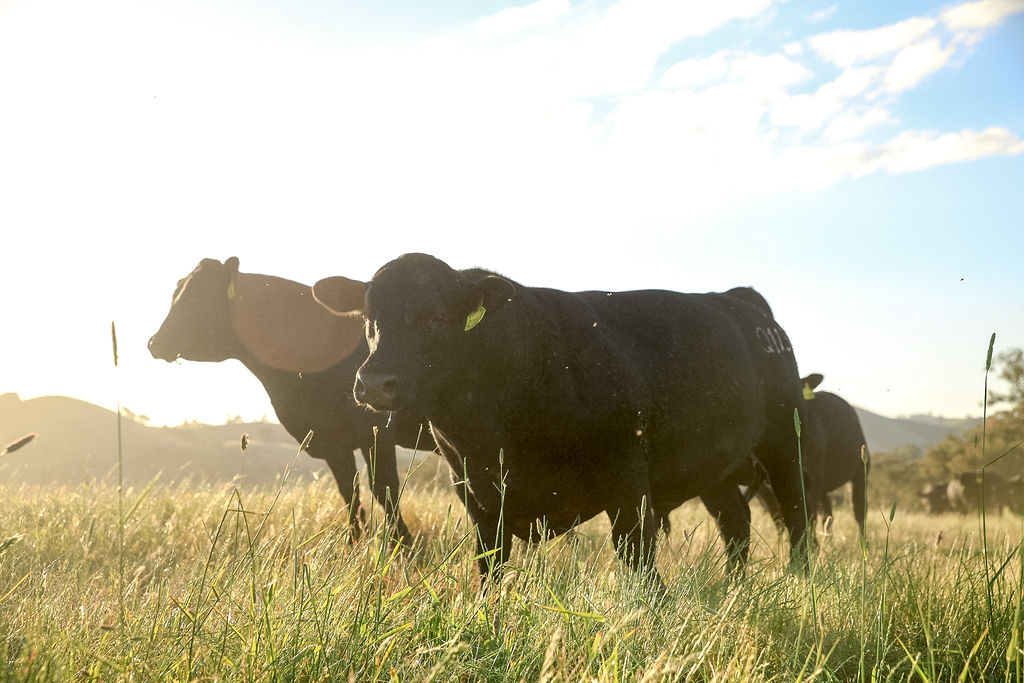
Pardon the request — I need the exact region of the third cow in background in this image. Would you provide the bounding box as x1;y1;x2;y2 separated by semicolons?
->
756;373;870;536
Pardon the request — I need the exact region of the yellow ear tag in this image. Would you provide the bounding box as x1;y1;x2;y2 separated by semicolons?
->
802;382;815;400
227;278;236;300
464;303;486;331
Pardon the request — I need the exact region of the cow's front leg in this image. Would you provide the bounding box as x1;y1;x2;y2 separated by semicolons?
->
323;453;366;542
449;473;511;584
764;456;813;573
361;433;413;547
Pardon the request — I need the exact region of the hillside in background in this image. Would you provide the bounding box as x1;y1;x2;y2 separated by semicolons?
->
852;406;978;454
1;392;976;487
0;393;325;487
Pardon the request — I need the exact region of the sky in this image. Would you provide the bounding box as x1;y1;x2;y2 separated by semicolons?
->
1;0;1022;429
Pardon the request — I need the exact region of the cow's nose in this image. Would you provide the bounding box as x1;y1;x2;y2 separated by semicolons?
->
354;370;399;409
148;335;166;359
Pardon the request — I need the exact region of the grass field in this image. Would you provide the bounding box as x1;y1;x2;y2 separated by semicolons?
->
0;450;1021;682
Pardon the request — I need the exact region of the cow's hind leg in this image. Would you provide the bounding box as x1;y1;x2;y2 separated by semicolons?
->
701;481;751;577
607;492;665;594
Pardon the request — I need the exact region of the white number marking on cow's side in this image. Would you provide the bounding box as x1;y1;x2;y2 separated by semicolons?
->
755;327;792;354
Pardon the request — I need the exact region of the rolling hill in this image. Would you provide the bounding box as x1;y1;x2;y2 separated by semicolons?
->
1;392;976;487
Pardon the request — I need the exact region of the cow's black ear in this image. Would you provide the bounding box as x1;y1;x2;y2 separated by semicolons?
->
802;373;824;390
311;276;367;317
477;275;514;313
462;276;514;332
225;256;240;272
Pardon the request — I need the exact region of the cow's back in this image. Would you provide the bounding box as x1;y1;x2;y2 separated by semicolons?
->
557;287;802;497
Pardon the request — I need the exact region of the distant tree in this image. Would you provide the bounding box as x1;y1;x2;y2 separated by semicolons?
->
922;347;1024;479
870;444;933;511
988;348;1024;418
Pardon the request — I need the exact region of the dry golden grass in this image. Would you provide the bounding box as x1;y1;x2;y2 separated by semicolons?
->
0;465;1021;681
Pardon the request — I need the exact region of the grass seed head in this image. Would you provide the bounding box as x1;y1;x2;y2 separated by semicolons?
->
1;432;37;457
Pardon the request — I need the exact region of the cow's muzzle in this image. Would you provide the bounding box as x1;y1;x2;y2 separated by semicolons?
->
148;335;178;362
354;369;399;411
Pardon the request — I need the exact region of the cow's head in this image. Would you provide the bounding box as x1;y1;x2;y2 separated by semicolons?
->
313;253;514;412
149;257;240;362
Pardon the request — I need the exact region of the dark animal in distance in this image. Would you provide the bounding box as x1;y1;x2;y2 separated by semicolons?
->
947;470;1015;515
1010;475;1023;515
149;257;432;543
313;253;813;586
755;374;869;536
919;481;953;514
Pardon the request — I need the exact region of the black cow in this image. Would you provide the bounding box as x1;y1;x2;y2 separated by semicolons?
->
755;374;869;536
919;481;952;514
1010;475;1023;515
313;253;813;585
149;257;432;543
947;470;1015;515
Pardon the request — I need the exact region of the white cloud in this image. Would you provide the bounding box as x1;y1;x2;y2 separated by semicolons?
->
662;50;809;91
597;0;779;46
770;142;871;190
0;0;1020;249
856;127;1024;175
662;52;731;89
882;39;955;93
808;17;936;67
729;52;812;88
822;107;892;142
941;0;1024;30
806;5;838;24
573;0;783;95
820;65;882;100
478;0;571;36
770;66;880;130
